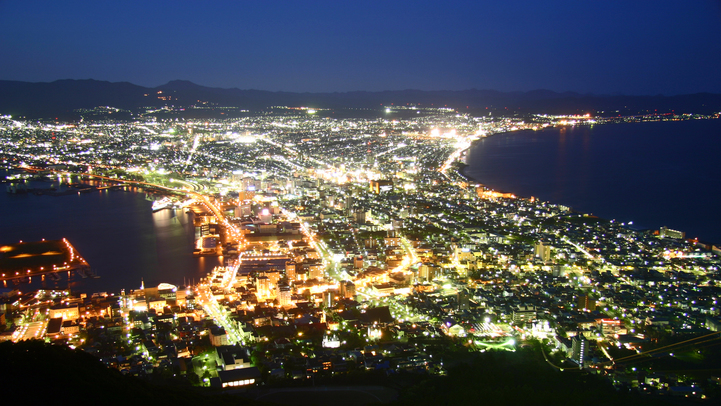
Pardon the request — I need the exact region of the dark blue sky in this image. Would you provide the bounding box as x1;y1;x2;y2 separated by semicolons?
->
2;0;720;94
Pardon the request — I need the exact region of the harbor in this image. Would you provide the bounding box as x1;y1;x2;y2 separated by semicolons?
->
0;238;93;284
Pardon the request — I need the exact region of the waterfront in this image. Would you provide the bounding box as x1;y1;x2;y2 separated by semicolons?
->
0;173;222;293
464;119;721;244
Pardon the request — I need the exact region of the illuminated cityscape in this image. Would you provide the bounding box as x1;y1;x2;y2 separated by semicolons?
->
1;108;720;403
2;0;721;403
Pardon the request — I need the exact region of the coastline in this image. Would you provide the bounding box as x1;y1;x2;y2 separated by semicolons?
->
0;172;220;294
454;119;721;245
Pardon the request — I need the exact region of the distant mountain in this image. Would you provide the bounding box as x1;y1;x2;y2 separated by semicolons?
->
1;79;720;119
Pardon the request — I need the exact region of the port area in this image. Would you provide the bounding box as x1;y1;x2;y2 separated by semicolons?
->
0;239;91;281
6;182;125;196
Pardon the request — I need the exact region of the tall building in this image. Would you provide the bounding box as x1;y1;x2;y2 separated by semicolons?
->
340;281;356;299
323;289;338;308
457;289;470;311
535;241;551;263
571;335;587;367
418;263;438;281
353;209;366;224
256;276;271;300
285;261;296;280
577;295;596;312
277;284;291;307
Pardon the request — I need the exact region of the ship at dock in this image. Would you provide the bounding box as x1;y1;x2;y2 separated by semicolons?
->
151;196;175;212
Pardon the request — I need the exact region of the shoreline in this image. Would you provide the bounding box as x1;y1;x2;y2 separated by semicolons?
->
453;119;721;245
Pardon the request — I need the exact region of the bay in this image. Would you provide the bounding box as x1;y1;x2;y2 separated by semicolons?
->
0;174;222;294
464;119;721;244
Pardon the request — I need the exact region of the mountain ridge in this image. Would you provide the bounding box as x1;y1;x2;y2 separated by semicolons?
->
1;79;720;119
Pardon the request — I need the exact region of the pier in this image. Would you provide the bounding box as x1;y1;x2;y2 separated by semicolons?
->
0;238;91;282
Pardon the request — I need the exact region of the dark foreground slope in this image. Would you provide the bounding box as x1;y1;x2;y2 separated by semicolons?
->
390;347;703;406
2;340;705;406
0;340;262;406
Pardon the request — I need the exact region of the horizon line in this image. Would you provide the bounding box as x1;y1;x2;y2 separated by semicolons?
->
3;77;719;98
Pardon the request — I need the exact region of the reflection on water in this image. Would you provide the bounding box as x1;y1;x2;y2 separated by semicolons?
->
1;172;222;294
465;120;721;244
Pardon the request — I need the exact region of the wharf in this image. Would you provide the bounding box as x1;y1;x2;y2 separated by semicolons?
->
6;183;125;196
0;239;91;281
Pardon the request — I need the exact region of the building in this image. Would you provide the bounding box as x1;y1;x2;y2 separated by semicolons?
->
285;261;296;280
277;284;292;307
418;263;438;281
213;367;261;388
353;209;366;224
457;289;470;311
369;179;393;194
659;226;685;239
323;289;338;308
216;346;252;371
48;303;79;320
256;276;271;299
46;318;63;337
353;256;364;269
209;326;229;347
534;241;551;263
513;305;536;324
340;281;356;299
577;295;596;312
571;335;588;367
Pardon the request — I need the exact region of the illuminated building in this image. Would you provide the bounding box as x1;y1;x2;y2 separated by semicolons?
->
659;226;685;239
277;284;291;307
308;262;324;280
285;261;296;280
353;256;364;269
256;276;271;299
340;280;356;299
323;289;338;308
368;325;382;340
259;208;272;223
215;368;261;388
216;346;253;371
418;263;438;281
513;305;537;324
157;283;177;300
571;335;587;367
209;326;229;346
262;269;281;286
369;179;393;194
534;241;551;263
48;303;79;320
322;333;341;348
577;295;596;312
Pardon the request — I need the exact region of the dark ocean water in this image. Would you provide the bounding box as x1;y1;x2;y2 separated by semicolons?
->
464;119;721;244
0;175;222;294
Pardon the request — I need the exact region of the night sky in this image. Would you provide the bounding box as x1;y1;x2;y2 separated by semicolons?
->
2;0;720;95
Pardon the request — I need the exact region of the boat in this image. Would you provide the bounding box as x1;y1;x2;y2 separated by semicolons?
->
152;197;174;212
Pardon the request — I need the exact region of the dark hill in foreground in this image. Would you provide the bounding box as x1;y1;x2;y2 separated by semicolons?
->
0;340;258;406
0;340;694;406
1;79;720;119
